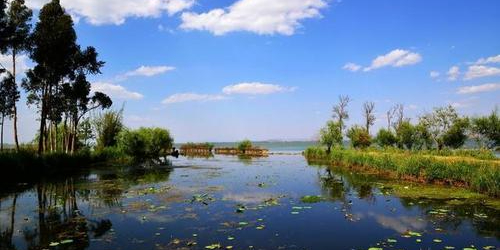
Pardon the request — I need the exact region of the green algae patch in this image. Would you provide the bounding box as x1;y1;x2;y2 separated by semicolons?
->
300;195;324;203
384;183;500;210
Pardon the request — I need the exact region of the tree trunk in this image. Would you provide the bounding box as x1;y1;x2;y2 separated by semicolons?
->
12;52;20;151
1;115;4;151
9;194;18;242
38;87;47;154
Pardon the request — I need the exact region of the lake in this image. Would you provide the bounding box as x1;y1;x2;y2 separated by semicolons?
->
0;153;498;250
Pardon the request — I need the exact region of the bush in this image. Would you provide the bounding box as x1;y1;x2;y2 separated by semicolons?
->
347;126;371;149
238;140;253;152
319;121;343;152
376;129;397;148
117;127;173;162
443;118;469;149
395;121;416;149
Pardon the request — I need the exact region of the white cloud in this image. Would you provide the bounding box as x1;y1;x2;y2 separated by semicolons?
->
457;83;500;94
0;54;30;77
429;71;440;79
222;82;296;95
363;49;422;71
464;65;500;80
180;0;327;35
474;54;500;65
125;65;175;77
162;93;227;104
343;63;361;72
447;66;460;81
92;82;144;100
27;0;195;25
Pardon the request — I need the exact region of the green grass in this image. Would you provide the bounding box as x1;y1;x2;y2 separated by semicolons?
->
304;147;500;197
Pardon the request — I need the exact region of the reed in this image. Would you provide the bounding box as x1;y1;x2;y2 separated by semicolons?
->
304;147;500;197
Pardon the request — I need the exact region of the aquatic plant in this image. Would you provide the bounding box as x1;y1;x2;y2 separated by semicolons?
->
304;147;500;196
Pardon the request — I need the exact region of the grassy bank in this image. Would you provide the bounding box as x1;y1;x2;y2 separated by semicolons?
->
304;147;500;197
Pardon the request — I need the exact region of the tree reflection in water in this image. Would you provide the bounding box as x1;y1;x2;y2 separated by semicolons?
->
0;166;173;250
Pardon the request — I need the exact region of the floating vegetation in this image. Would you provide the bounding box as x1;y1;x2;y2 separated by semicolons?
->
191;193;215;205
300;195;324;203
205;243;222;249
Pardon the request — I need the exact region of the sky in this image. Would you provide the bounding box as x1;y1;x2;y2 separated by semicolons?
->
1;0;500;143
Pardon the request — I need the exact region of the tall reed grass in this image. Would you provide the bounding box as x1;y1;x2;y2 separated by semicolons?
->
304;147;500;197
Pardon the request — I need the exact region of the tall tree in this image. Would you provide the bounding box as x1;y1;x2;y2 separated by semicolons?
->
332;95;351;135
419;105;459;150
0;0;7;51
23;0;77;154
386;106;396;130
363;101;375;134
319;120;342;153
471;109;500;149
4;0;32;151
0;74;20;150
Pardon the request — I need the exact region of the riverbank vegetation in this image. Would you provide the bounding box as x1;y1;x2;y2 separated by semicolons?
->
307;95;500;197
0;1;174;177
214;140;269;156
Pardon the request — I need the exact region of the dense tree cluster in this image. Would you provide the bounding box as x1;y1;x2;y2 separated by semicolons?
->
117;127;173;163
0;0;112;153
319;95;499;151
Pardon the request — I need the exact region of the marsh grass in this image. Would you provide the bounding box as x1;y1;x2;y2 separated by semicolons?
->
305;147;500;197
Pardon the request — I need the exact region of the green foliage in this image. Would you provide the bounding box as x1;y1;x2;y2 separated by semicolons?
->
471;109;500;149
413;122;433;150
304;147;500;197
319;120;342;152
419;105;459;150
375;128;397;148
238;139;253;152
93;108;124;149
0;1;6;50
395;121;416;149
347;125;371;149
117;127;173;162
0;74;19;119
442;118;470;149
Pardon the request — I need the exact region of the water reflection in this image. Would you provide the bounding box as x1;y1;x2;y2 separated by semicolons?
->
0;166;173;250
0;156;498;250
317;164;500;240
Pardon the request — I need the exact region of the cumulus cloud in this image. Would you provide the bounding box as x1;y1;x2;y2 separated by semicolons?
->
457;83;500;94
429;71;440;79
222;82;296;95
161;93;227;104
464;65;500;80
474;54;500;65
363;49;422;71
0;54;30;77
180;0;327;35
125;65;175;77
343;63;361;72
92;82;144;100
27;0;195;25
447;66;460;81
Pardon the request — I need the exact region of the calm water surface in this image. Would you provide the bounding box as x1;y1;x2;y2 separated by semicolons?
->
0;154;498;250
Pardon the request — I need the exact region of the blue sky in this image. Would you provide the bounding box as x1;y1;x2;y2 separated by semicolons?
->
2;0;500;143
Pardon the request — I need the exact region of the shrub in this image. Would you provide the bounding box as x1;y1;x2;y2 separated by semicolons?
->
117;127;173;162
319;121;343;152
238;140;253;152
376;128;397;148
347;126;372;149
